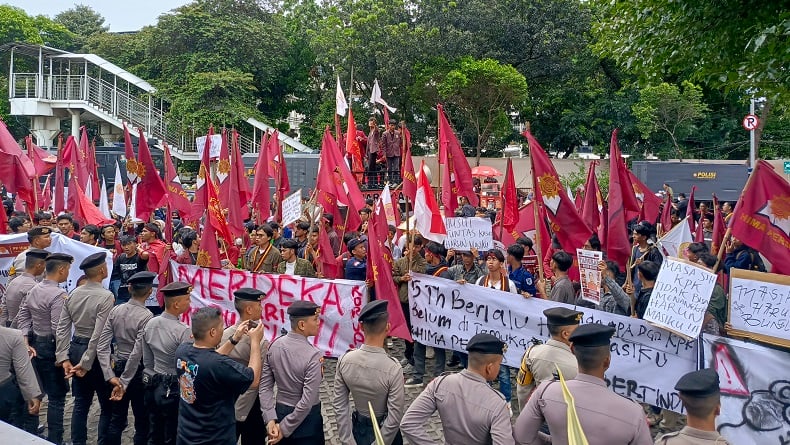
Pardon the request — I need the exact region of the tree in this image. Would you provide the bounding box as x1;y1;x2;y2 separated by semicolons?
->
54;4;108;38
437;57;528;165
632;82;708;161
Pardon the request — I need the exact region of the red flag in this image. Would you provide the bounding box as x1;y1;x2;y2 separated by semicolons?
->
401;138;417;202
26;136;56;176
574;190;583;213
0;119;36;206
730;161;790;274
71;181;115;227
251;131;271;224
315;221;341;279
711;194;727;255
627;170;661;224
122;125;139;184
345;109;365;182
605;129;639;267
437;104;478;216
190;126;214;223
316;128;362;234
217;128;231;202
687;185;697;236
54;136;66;214
195;218;222;269
501;158;519;231
414;160;447;243
133;128;167;221
40;174;52;211
496;201;549;251
383;107;390;128
368;195;412;341
162;143;191;218
226;129;251;237
0;201;6;234
523;131;592;252
267;131;291;220
581;161;602;232
87;138;100;200
659;192;674;235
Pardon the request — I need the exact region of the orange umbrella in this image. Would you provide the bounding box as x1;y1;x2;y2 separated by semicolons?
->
471;165;502;177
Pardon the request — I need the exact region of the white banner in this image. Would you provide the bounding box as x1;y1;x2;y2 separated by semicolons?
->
444;217;493;251
171;263;367;357
728;268;790;344
644;257;716;339
280;189;303;228
196;134;223;159
0;233;113;293
407;273;698;412
702;335;790;445
577;248;603;304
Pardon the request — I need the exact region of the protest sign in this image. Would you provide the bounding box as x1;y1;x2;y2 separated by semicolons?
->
171;263;366;357
444;217;493;251
280;189;303;227
196;134;222;159
408;273;698;412
0;233;113;293
644;257;716;339
728;268;790;347
702;334;790;445
577;248;603;304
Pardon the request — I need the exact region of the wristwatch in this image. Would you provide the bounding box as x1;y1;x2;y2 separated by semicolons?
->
230;336;240;346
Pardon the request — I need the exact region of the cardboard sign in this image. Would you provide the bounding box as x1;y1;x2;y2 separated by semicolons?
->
280;189;303;227
444;217;493;251
728;268;790;347
196;134;223;159
577;249;603;304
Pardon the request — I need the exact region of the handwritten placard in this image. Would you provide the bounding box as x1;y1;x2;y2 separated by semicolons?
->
196;134;222;159
280;189;303;227
728;268;790;347
407;273;697;413
644;257;717;339
444;217;493;251
577;249;603;304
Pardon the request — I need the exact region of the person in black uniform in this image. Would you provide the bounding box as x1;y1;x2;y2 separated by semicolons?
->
175;306;262;445
114;235;149;305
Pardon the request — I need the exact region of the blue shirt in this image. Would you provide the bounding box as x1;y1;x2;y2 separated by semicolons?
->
345;257;367;281
508;265;536;296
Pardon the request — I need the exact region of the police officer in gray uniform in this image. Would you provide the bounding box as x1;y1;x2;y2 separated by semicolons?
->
115;281;193;445
55;251;115;445
259;300;325;445
656;369;730;445
6;225;52;283
221;288;269;445
516;307;582;410
0;325;42;433
333;300;405;445
400;333;515;445
97;271;156;445
16;252;72;444
514;324;653;445
1;248;47;328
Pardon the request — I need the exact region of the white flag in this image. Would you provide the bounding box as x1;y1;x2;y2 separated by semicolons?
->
85;176;93;201
336;76;348;117
112;161;127;217
414;161;446;243
380;183;396;226
128;183;138;221
657;216;694;259
98;176;111;218
370;79;397;113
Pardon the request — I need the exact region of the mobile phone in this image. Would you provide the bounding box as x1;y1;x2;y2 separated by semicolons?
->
248;321;258;329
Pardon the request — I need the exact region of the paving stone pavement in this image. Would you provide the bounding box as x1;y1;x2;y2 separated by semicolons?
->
36;339;677;444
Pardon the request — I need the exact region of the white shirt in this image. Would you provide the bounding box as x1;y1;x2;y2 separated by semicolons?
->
475;275;519;294
285;260;296;275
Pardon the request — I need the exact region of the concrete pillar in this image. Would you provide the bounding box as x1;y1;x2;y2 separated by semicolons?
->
70;110;81;139
29;116;61;148
98;122;121;145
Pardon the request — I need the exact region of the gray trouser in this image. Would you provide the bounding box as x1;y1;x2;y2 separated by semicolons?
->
413;342;446;381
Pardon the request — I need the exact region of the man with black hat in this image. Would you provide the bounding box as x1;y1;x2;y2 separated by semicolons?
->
114;281;193;445
1;248;47;328
0;323;42;433
259;300;325;444
221;288;270;445
344;238;368;282
333;300;405;445
514;324;652;445
97;271;156;445
278;239;316;277
54;251;115;445
15;252;72;444
516;307;582;410
6;225;51;283
656;369;729;444
400;333;514;444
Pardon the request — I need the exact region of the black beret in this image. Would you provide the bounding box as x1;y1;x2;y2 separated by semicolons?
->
28;226;51;237
280;239;299;250
347;238;364;251
160;281;192;298
544;307;583;326
424;242;444;255
359;300;388;323
79;252;107;270
234;287;264;302
287;300;320;318
26;248;49;261
128;271;156;288
675;369;720;397
466;333;507;355
568;324;616;347
358;208;372;214
45;253;73;263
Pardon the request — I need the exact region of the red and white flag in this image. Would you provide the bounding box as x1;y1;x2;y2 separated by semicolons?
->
414;160;446;243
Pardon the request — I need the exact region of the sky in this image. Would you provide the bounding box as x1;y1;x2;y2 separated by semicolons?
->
4;1;191;32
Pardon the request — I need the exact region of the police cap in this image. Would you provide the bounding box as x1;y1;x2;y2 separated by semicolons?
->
544;307;583;326
568;323;615;347
79;252;107;270
26;248;49;261
358;300;388;323
160;281;192;298
675;368;720;397
287;300;320;318
128;271;156;288
466;333;507;355
234;288;264;302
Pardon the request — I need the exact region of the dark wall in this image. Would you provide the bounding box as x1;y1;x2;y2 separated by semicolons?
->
632;161;748;202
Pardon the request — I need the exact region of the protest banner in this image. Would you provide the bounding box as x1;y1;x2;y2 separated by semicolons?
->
196;134;222;159
644;257;716;339
444;217;493;251
728;268;790;347
577;248;603;304
171;263;366;357
280;189;303;227
0;233;113;293
702;334;790;445
408;273;698;412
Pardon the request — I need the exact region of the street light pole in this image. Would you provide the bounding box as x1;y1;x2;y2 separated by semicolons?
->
749;97;756;171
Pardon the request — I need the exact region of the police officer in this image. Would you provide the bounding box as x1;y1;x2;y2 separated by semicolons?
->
54;251;115;445
344;238;367;281
0;324;42;432
400;333;514;445
516;307;582;410
259;300;325;445
6;225;52;283
514;324;653;445
0;248;47;327
115;281;193;445
333;300;405;445
15;252;72;444
221;288;269;445
97;271;156;445
656;369;730;445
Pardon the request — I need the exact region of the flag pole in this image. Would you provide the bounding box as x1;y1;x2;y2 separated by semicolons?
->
526;123;544;283
713;161;761;270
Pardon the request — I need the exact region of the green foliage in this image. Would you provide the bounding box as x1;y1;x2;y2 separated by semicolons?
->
632;82;708;160
54;4;108;38
560;161;610;199
0;5;74;48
